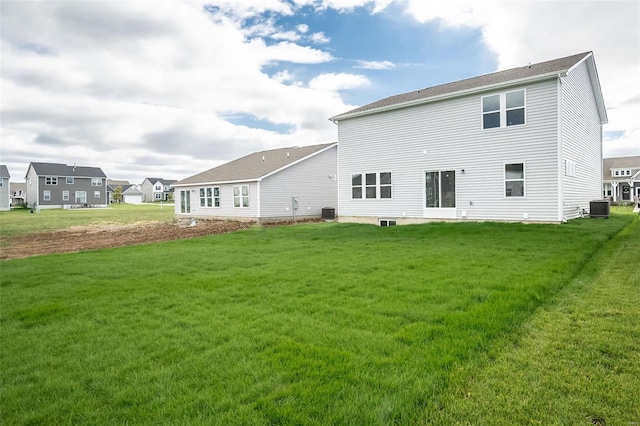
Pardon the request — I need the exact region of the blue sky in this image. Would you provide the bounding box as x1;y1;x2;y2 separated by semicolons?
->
1;0;638;182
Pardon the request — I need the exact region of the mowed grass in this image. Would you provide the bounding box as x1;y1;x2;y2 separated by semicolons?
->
0;203;174;238
0;214;634;424
430;213;640;424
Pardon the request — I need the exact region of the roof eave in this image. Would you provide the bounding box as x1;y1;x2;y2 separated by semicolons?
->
330;71;566;123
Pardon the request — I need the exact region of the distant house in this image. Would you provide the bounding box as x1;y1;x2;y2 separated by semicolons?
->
140;178;177;202
330;52;607;224
10;182;26;207
122;185;143;204
107;179;131;203
603;156;640;203
172;143;337;222
25;162;108;209
0;165;10;211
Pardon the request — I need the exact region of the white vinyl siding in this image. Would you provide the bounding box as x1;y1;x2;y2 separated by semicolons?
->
338;79;559;222
259;146;337;220
560;60;604;220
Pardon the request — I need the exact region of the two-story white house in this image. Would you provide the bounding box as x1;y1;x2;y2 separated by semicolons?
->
140;178;177;202
602;156;640;204
330;52;607;224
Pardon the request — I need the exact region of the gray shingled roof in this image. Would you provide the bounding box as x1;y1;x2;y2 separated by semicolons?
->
144;178;177;185
331;52;593;121
174;143;336;186
29;162;106;178
603;156;640;180
0;165;10;178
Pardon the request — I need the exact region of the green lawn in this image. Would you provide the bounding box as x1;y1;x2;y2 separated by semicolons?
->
0;214;636;424
0;203;174;238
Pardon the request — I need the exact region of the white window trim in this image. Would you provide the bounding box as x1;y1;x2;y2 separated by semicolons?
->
199;186;221;208
233;185;249;208
351;171;393;200
45;177;58;185
63;190;69;201
66;177;74;184
424;169;457;209
43;190;51;201
91;178;102;186
504;162;526;198
481;89;526;130
94;191;101;198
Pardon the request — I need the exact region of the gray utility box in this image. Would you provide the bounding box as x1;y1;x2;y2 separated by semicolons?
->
589;200;610;218
322;207;335;220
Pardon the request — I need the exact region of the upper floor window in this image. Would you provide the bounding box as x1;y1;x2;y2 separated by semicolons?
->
233;185;249;208
45;177;58;185
66;177;74;184
352;172;392;199
155;185;162;191
482;89;525;129
91;178;102;186
505;163;525;197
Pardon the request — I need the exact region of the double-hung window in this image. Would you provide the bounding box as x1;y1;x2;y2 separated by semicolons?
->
505;163;525;197
91;178;102;186
351;172;392;199
45;177;57;185
482;89;525;129
43;190;51;201
94;191;101;199
63;190;69;201
233;185;249;208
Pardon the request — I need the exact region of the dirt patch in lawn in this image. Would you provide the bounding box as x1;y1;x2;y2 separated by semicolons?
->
0;219;253;260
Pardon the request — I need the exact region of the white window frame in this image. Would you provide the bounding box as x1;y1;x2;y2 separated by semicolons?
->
379;219;397;227
94;191;101;198
154;193;163;200
565;159;577;177
425;170;456;208
352;172;392;199
66;177;74;184
75;191;87;204
199;187;221;208
91;178;102;186
504;162;526;198
63;190;69;201
45;177;58;185
481;89;526;130
233;185;249;208
43;190;51;201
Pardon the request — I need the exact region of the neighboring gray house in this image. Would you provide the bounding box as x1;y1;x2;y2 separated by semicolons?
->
122;185;144;204
172;143;337;222
330;51;607;225
0;165;10;211
140;178;177;202
602;156;640;203
25;162;108;209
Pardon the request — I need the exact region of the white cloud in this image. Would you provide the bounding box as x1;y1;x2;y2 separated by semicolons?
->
0;0;357;182
356;60;395;70
310;32;331;44
296;23;310;33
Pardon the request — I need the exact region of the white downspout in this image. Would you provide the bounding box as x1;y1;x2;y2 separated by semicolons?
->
557;76;565;222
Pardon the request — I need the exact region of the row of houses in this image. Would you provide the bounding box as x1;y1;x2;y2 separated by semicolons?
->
2;52;638;222
0;162;177;210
